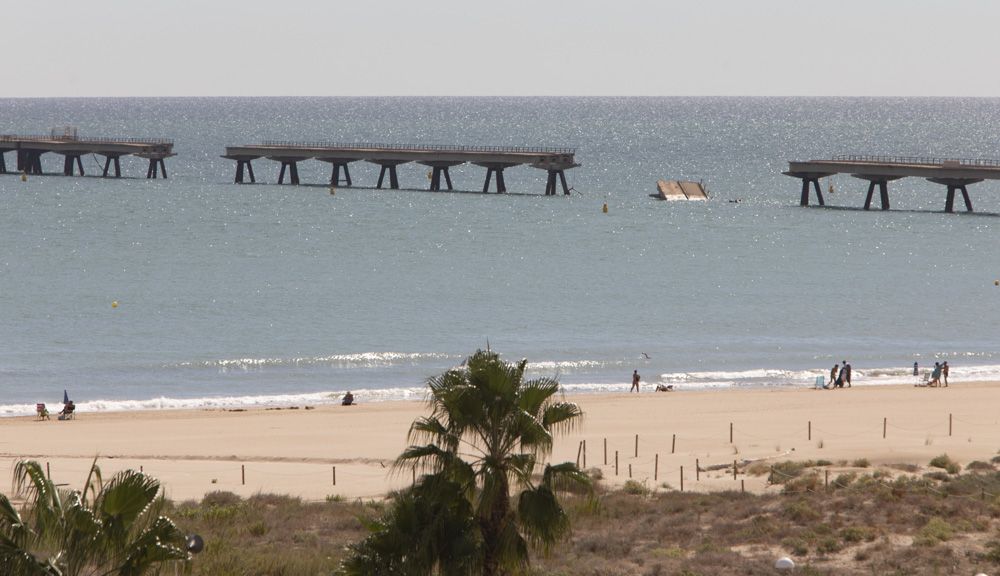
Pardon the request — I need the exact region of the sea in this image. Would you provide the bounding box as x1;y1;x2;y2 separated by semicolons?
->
1;97;999;417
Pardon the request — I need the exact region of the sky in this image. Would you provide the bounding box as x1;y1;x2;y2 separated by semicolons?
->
5;0;1000;98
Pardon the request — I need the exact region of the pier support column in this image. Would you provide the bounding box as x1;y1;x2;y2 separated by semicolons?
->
928;177;980;213
0;151;6;174
19;150;44;175
419;161;462;191
544;169;571;195
853;175;901;210
145;158;168;179
278;161;300;185
478;162;517;193
782;171;833;206
373;161;407;189
101;154;123;178
234;160;257;184
62;155;85;176
330;163;352;186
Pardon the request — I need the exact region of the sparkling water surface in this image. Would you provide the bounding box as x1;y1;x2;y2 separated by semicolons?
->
1;97;999;414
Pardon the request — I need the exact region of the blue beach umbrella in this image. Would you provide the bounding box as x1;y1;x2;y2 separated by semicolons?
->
63;389;69;404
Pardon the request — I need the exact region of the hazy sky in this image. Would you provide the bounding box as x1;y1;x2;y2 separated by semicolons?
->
6;0;999;97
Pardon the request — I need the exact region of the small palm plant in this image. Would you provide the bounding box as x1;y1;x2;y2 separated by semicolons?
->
0;459;192;576
342;349;590;576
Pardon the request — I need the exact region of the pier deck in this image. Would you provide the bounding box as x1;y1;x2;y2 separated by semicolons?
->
785;155;1000;212
0;134;175;179
223;141;579;195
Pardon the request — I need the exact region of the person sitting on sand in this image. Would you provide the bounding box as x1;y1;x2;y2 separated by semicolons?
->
58;400;75;420
928;363;942;387
341;391;354;406
655;383;673;392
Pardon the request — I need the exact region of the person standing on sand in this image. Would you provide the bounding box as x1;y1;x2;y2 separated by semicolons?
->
942;362;949;387
828;364;839;388
631;370;640;393
843;360;852;387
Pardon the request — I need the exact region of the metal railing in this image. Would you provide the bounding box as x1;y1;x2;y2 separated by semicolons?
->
832;154;1000;168
0;134;172;146
256;140;575;155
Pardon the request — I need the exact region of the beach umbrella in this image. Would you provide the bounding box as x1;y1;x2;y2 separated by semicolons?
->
63;389;69;404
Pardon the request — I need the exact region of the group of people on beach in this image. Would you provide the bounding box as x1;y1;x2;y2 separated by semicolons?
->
824;360;852;389
630;370;673;393
915;361;949;387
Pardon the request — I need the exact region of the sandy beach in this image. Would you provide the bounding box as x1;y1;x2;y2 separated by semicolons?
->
2;381;998;502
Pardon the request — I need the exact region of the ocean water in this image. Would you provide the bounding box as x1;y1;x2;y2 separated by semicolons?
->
1;97;999;416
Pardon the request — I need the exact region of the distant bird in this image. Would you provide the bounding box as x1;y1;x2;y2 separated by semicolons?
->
641;352;651;359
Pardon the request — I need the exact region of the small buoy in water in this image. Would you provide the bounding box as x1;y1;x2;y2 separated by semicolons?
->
21;171;27;182
994;280;998;286
329;186;336;195
427;170;433;180
602;202;608;213
111;301;118;308
775;557;795;571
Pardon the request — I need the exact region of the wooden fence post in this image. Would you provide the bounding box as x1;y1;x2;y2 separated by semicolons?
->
883;417;887;439
615;450;619;476
671;433;676;454
241;464;245;486
680;466;684;492
654;454;659;481
696;458;700;481
634;434;639;458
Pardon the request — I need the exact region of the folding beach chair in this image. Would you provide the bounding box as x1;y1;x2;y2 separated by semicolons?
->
814;376;826;389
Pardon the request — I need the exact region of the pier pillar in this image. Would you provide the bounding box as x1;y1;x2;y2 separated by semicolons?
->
544;169;571;195
479;162;517;193
278;161;300;185
927;177;980;213
330;163;352;186
419;161;462;191
0;150;8;174
374;161;406;189
854;175;901;210
144;158;168;179
234;159;257;184
782;171;832;206
101;154;123;178
62;154;85;176
18;150;44;175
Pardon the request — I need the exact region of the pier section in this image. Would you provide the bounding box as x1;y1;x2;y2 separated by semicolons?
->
222;142;580;195
784;155;1000;212
0;133;175;179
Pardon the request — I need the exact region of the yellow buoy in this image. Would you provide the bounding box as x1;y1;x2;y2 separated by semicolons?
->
995;280;999;286
602;202;608;213
111;301;119;308
329;186;336;195
20;172;27;182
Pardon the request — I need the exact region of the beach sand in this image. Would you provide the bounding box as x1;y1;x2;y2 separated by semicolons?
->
2;381;998;502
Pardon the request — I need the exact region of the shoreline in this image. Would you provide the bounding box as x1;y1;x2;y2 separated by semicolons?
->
2;380;997;502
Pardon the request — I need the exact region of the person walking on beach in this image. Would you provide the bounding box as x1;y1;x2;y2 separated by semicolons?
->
842;361;852;387
941;362;949;387
631;370;640;393
828;364;839;388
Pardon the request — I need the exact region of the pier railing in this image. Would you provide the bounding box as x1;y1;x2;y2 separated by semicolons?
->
257;140;575;155
0;134;173;146
833;154;1000;168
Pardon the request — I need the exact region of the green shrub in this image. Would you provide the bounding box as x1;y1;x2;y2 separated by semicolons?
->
832;472;856;489
784;499;821;522
966;460;994;472
202;490;242;507
852;458;871;468
917;517;955;544
782;537;809;556
816;536;842;554
929;454;955;470
840;525;874;543
622;479;649;496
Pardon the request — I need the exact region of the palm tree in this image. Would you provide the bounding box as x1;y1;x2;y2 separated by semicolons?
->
342;349;590;576
0;459;192;576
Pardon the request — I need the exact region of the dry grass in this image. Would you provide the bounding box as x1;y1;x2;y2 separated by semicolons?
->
173;468;1000;575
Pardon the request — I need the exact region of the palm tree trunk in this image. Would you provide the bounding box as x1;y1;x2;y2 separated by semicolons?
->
480;477;511;576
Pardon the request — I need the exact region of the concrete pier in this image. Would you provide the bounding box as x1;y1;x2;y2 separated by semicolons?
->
0;133;175;179
222;142;579;195
785;155;1000;212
